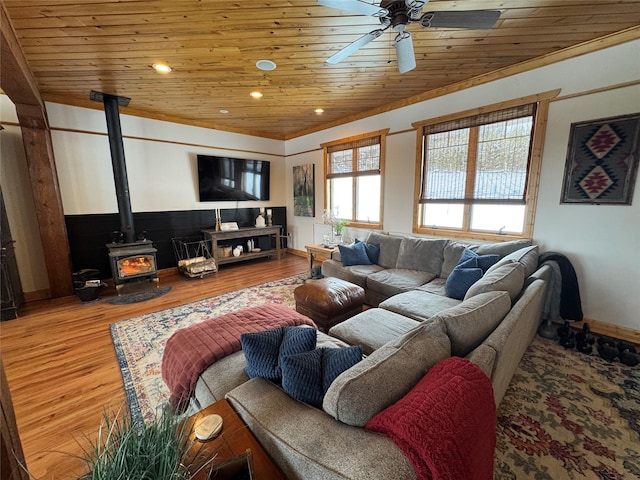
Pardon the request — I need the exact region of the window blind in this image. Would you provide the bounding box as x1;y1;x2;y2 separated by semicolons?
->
327;136;381;179
419;104;536;205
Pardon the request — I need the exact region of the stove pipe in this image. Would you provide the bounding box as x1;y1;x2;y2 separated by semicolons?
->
90;91;135;243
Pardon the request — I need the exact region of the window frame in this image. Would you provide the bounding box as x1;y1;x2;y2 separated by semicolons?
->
412;91;558;241
322;129;388;229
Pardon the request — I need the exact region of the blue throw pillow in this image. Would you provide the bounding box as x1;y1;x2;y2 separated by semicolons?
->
459;248;500;272
356;239;381;264
241;326;316;381
281;346;363;408
322;345;363;393
281;349;324;407
445;257;483;300
338;241;372;266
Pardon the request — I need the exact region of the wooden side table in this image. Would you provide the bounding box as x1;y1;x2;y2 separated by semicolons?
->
305;243;337;274
183;399;285;480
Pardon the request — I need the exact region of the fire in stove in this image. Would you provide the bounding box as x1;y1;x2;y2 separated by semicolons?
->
107;241;159;294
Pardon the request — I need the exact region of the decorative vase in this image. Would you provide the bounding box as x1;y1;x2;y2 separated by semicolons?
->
255;213;266;228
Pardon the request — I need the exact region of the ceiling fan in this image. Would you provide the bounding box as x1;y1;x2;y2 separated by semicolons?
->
318;0;501;73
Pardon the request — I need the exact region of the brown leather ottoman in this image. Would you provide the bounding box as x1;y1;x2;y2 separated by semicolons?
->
294;277;365;332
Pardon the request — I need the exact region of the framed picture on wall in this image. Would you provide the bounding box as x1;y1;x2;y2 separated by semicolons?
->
293;164;315;217
561;112;640;205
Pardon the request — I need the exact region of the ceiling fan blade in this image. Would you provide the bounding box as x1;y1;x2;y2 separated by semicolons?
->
326;29;384;64
419;10;501;29
318;0;389;18
394;31;416;74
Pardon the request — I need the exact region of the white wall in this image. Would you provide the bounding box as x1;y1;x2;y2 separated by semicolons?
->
285;40;640;331
45;103;286;214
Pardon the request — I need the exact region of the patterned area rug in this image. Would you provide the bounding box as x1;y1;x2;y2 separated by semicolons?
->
110;274;306;425
111;277;639;477
495;336;640;479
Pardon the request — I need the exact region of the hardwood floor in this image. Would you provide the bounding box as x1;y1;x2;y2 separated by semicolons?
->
0;254;309;480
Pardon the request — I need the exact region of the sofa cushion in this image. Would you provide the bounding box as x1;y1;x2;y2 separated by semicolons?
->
445;257;483;300
367;268;437;299
241;326;317;380
323;318;451;427
435;290;511;357
491;245;539;277
440;241;473;279
281;346;363;408
415;277;447;296
328;308;420;355
321;259;384;289
396;237;448;275
472;239;532;258
380;290;462;323
338;241;372;266
366;232;404;268
464;261;525;302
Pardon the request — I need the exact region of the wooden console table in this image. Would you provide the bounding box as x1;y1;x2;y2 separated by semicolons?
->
202;226;282;267
183;399;285;479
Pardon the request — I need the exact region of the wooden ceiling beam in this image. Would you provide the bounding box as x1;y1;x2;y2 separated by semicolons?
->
1;3;73;299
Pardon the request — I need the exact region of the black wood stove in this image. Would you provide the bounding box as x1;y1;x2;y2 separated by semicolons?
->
91;90;159;294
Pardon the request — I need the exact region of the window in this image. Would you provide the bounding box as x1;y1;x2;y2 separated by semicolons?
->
322;129;388;228
414;95;553;240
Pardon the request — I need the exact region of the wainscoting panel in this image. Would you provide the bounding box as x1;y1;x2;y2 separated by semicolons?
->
65;207;287;278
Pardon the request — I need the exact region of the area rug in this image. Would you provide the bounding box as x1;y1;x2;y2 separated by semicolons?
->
112;279;640;478
495;336;640;479
110;274;306;425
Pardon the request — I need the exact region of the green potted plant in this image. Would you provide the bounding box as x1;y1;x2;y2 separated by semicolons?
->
76;406;214;480
333;220;349;237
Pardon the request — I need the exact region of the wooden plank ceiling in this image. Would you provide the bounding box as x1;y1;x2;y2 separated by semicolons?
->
3;0;640;140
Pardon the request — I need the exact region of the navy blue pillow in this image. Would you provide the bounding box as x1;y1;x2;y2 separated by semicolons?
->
281;349;324;407
356;239;381;264
338;242;372;266
445;257;483;300
460;248;499;272
322;345;363;393
241;326;316;381
281;345;363;408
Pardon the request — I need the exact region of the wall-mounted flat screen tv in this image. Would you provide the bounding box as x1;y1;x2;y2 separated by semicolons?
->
197;155;270;201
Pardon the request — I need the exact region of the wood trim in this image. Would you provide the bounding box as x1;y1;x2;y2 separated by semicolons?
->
522;98;551;238
411;89;561;129
572;318;640;346
20;126;74;297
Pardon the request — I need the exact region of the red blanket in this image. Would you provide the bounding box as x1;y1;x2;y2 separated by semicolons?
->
366;357;496;480
161;303;316;409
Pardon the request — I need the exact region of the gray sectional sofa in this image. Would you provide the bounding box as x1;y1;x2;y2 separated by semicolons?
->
191;232;551;480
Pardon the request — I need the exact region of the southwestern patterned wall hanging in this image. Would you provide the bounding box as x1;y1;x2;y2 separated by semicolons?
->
561;112;640;205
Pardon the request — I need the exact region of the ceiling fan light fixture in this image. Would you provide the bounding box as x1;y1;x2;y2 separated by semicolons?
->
152;63;172;74
256;60;277;71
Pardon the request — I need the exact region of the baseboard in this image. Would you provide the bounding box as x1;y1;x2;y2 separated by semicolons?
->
571;318;640;345
23;289;51;302
288;248;306;258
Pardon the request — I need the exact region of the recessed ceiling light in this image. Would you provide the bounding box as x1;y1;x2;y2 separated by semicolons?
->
250;91;264;99
220;109;229;115
152;63;172;73
256;60;277;71
315;108;324;114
